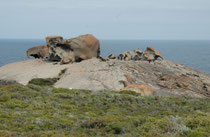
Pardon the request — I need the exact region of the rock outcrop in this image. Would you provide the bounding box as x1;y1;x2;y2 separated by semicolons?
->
3;39;210;98
0;58;209;98
0;59;67;85
46;34;100;64
27;34;100;64
117;49;143;61
27;45;49;59
143;46;163;61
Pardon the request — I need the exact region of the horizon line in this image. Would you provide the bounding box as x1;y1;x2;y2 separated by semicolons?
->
0;38;210;41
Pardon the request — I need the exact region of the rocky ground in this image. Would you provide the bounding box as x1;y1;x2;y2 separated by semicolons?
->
0;58;209;98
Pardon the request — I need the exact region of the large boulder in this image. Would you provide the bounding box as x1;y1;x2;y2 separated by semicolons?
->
143;46;163;61
117;49;143;61
27;45;49;59
26;34;100;64
46;34;100;64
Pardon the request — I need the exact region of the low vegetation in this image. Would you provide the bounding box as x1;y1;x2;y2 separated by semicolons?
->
0;82;209;137
28;68;67;87
28;78;59;86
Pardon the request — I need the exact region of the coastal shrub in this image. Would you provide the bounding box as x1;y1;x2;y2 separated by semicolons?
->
0;94;11;102
0;130;12;137
187;130;209;137
0;84;210;136
105;122;127;134
28;78;59;86
118;90;141;96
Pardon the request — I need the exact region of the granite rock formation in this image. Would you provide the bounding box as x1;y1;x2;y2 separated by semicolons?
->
27;45;49;59
143;46;163;61
46;34;100;64
2;38;209;98
26;34;100;64
0;58;209;98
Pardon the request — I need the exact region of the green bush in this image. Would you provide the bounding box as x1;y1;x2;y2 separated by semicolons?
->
105;122;126;134
28;78;59;86
187;130;209;137
0;94;11;102
0;84;210;136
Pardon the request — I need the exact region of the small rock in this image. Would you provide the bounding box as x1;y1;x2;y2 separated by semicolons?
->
108;54;116;59
117;49;143;61
99;57;109;62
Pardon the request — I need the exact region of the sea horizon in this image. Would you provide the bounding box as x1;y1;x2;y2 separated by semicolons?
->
0;39;210;74
1;38;210;41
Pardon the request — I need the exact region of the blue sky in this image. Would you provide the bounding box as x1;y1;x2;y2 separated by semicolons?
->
0;0;210;39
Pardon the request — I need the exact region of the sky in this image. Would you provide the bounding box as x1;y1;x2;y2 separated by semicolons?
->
0;0;210;40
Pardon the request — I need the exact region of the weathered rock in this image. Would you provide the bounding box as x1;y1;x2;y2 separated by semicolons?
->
143;46;163;61
124;73;136;84
27;45;49;59
117;49;143;61
45;36;64;61
0;59;68;85
54;59;126;91
26;34;100;64
123;83;156;96
46;34;100;64
98;56;109;62
0;57;209;98
156;73;210;97
108;54;116;59
46;36;63;46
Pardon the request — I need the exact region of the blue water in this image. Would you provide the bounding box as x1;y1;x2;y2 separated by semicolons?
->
0;39;210;74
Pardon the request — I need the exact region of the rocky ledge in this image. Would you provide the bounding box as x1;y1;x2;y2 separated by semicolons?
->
0;58;209;98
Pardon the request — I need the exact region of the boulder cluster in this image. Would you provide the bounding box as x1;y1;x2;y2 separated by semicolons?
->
107;47;163;61
27;34;100;64
27;34;163;64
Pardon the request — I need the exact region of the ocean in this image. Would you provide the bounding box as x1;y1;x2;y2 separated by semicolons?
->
0;39;209;74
